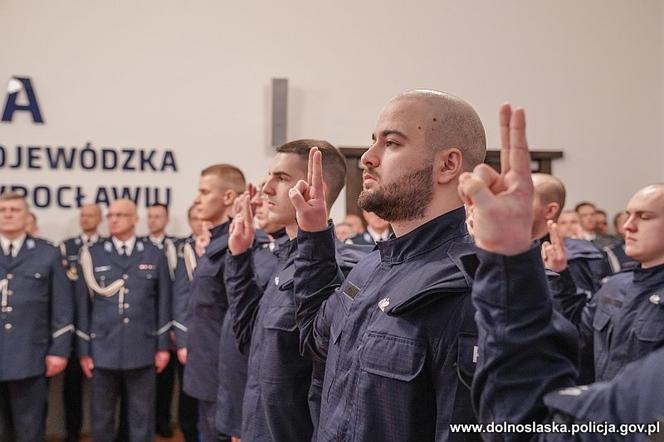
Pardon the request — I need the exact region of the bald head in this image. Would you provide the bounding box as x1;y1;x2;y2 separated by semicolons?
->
80;203;102;234
624;183;664;267
532;173;566;220
389;90;487;170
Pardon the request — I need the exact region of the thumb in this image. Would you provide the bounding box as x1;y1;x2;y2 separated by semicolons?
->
459;173;497;207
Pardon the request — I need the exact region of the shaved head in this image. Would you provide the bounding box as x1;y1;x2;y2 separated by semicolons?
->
388;90;487;170
532;173;566;220
109;199;137;215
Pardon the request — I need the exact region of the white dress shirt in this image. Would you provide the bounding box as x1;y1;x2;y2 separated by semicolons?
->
0;234;26;257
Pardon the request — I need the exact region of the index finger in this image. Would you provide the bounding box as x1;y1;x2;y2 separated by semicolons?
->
499;103;512;175
508;108;531;176
310;149;324;198
307;146;316;185
547;220;562;248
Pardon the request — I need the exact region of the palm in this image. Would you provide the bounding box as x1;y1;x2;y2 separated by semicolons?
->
290;147;329;232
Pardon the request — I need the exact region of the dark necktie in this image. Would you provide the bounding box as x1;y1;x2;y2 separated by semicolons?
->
7;243;14;260
120;244;127;257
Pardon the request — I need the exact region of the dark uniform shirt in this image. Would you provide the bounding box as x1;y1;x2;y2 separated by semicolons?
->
215;229;282;437
75;238;172;370
183;222;230;401
581;263;664;381
295;208;480;441
471;246;663;441
0;235;74;380
172;235;197;349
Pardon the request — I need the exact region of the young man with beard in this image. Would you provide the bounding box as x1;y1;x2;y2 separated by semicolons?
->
181;164;245;442
462;105;664;441
225;140;359;442
289;90;485;440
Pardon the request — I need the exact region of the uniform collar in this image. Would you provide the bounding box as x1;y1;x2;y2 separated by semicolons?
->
149;234;166;245
376;207;467;264
275;237;298;260
112;236;136;255
633;262;664;284
0;233;26;257
209;221;229;239
81;233;99;245
367;226;391;242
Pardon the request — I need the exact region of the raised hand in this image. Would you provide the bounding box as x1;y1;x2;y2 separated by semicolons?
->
458;104;534;256
196;221;212;257
229;194;256;255
541;220;568;272
289;147;329;232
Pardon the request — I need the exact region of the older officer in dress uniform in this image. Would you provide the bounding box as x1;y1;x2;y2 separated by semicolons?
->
0;192;74;442
464;105;664;441
181;164;245;442
290;91;485;441
59;202;103;442
75;198;171;442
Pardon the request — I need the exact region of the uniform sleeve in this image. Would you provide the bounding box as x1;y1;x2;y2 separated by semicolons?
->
74;262;92;357
224;249;264;355
156;252;173;351
294;224;345;362
172;256;190;349
471;247;579;434
48;247;75;357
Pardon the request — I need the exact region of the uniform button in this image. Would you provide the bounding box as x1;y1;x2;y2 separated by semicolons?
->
124;289;130;293
4;323;12;330
123;318;130;324
5;307;12;313
6;274;12;279
122;274;128;280
90;333;96;339
7;290;13;295
124;303;130;309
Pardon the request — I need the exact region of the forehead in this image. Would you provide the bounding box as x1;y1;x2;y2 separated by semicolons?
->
269;153;307;177
374;98;430;137
199;173;223;189
0;199;27;209
148;206;167;215
628;188;664;212
109;201;134;213
559;213;579;221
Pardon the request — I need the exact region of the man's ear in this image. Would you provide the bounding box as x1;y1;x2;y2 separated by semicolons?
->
545;202;561;222
223;189;238;206
435;148;463;185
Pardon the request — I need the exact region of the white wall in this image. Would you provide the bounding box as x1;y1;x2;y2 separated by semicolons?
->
1;0;662;242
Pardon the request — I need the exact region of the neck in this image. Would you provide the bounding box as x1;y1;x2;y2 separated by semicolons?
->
208;211;231;229
114;232;134;241
285;221;298;240
83;229;97;237
1;230;25;241
390;196;463;238
369;225;388;235
641;256;664;269
150;231;165;239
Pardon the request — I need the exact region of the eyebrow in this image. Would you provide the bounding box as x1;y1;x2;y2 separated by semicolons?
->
270;171;292;179
372;129;408;141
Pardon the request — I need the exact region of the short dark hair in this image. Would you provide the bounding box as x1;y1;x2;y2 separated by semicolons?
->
148;203;169;216
595;209;607;217
0;192;27;207
200;164;246;195
574;201;596;212
276;139;347;208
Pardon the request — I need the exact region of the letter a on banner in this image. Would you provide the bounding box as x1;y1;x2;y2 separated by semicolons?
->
2;77;44;123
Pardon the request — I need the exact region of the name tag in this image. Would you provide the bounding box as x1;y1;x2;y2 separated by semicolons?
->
94;265;111;272
139;264;155;270
341;280;360;300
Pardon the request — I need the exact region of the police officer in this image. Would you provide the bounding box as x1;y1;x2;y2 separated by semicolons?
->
345;210;391;245
146;202;178;437
181;164;245;442
226;140;356;442
290;91;486;441
0;192;74;442
171;203;205;442
462;104;664;441
75;198;171;442
214;184;286;441
59;203;103;442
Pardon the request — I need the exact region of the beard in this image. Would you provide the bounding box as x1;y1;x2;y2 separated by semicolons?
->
358;163;434;222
